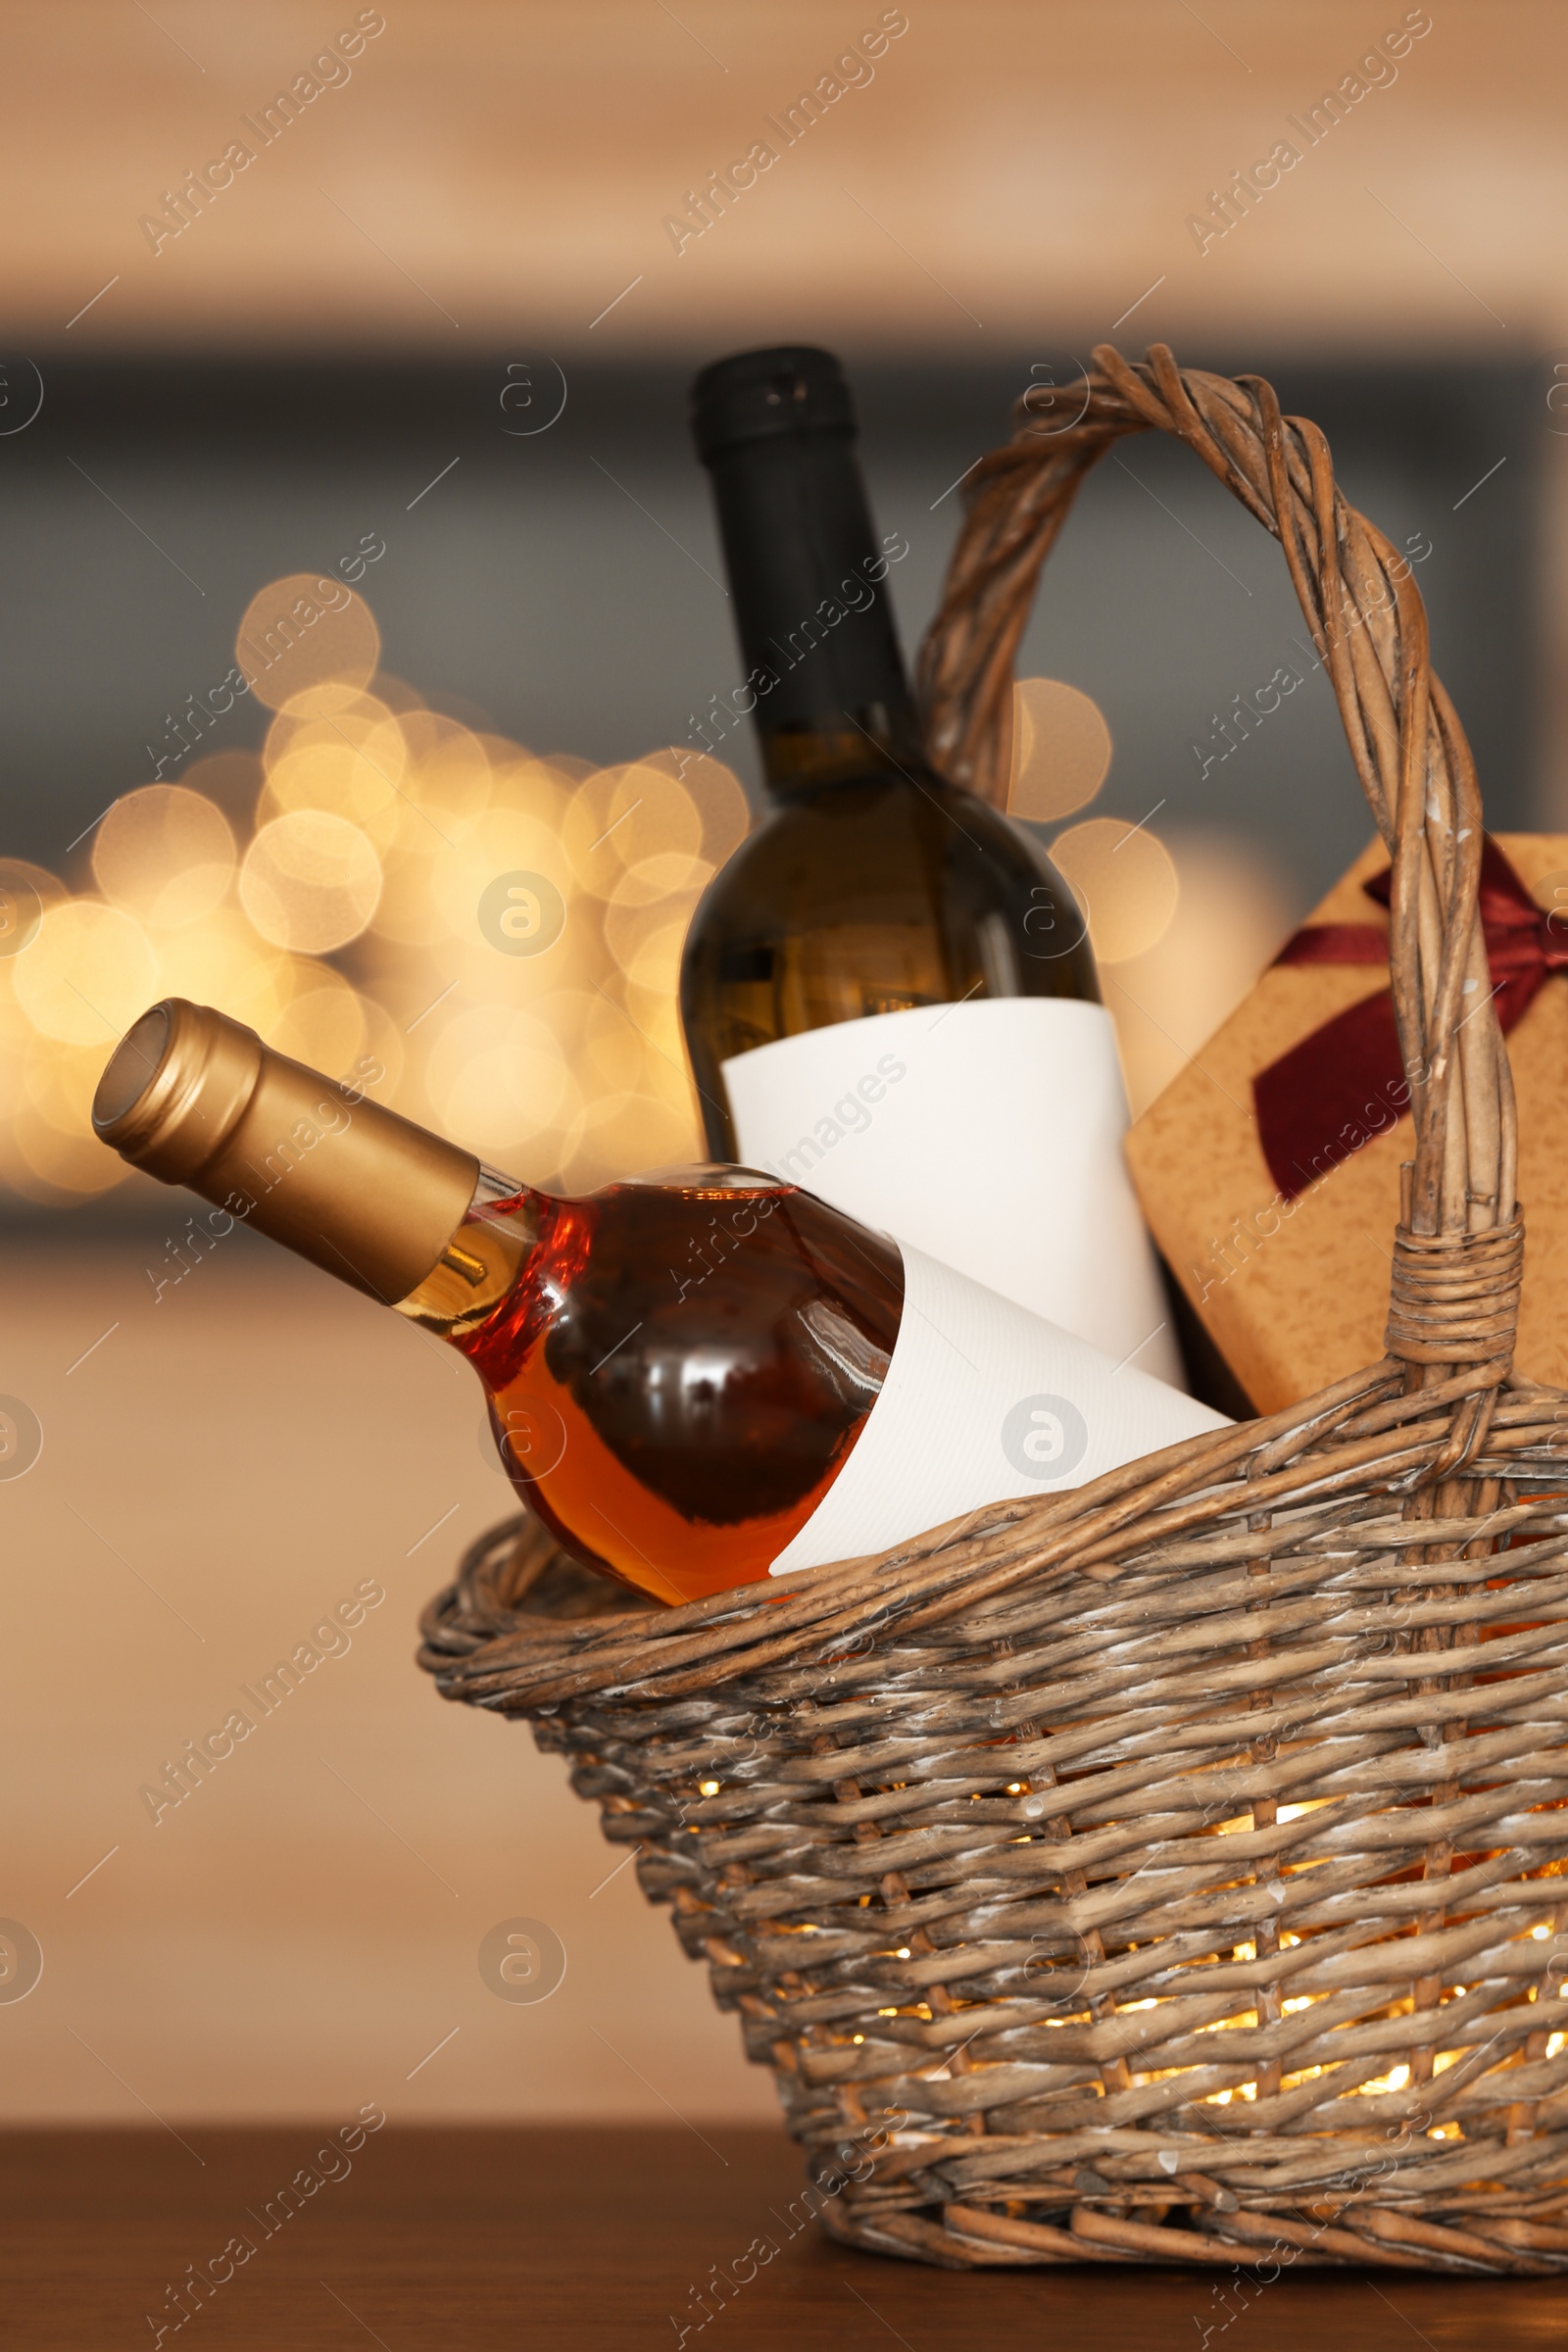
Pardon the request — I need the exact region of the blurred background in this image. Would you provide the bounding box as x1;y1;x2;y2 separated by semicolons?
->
3;2;1564;2129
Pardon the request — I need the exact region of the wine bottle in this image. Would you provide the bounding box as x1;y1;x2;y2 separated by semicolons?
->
93;1000;1224;1606
680;345;1183;1387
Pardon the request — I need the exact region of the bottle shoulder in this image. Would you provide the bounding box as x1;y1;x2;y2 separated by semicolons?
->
697;770;1073;905
684;772;1096;992
678;765;1101;1098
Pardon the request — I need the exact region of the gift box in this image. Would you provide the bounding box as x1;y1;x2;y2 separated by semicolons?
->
1126;830;1568;1414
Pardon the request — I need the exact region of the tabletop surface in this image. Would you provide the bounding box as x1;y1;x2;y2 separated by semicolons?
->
2;2126;1564;2350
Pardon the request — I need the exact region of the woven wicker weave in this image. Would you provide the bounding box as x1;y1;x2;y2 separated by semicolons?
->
420;346;1568;2274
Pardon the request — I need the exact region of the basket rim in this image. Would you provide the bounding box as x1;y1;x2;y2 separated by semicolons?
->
419;1353;1568;1712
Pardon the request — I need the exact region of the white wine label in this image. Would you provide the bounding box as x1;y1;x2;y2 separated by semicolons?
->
768;1242;1227;1578
722;997;1184;1385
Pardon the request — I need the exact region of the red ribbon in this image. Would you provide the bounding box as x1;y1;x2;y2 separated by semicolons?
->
1252;837;1568;1200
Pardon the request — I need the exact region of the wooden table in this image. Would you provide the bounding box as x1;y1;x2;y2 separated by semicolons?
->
2;2127;1561;2348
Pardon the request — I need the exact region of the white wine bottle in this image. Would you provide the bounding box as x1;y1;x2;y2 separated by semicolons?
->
679;346;1183;1386
94;1000;1223;1607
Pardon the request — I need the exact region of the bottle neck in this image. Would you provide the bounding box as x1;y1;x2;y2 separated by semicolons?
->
394;1167;541;1340
699;414;922;799
759;704;933;797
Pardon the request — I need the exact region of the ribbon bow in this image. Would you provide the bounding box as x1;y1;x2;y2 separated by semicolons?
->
1252;836;1568;1200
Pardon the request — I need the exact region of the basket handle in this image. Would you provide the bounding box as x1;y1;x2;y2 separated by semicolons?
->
916;342;1521;1418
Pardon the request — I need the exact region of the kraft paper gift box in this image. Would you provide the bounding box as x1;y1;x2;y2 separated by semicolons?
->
1125;832;1568;1415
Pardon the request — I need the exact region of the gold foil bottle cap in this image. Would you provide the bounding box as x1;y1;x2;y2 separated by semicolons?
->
93;998;480;1304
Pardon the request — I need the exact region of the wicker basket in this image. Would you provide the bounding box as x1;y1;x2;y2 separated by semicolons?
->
419;346;1568;2275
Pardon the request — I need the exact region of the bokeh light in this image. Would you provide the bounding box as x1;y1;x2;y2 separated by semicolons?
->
599;762;706;869
1102;832;1294;1118
13;900;159;1046
397;710;493;825
428;806;572;948
10;581;725;1210
559;1090;697;1194
561;766;643;898
645;749;751;864
425;1004;582;1170
16;589;1212;1204
0;858;66;960
11;1095;127;1199
24;1034;115;1136
1051;814;1179;964
235;573;380;714
260;693;410;853
610;851;714;909
152;906;294;1035
263;968;368;1073
92;786;236;928
1009;678;1113;823
603;878;703;997
239;811;383;953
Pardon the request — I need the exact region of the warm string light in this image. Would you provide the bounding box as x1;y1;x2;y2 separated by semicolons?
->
4;656;1250;1198
0;581;750;1206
